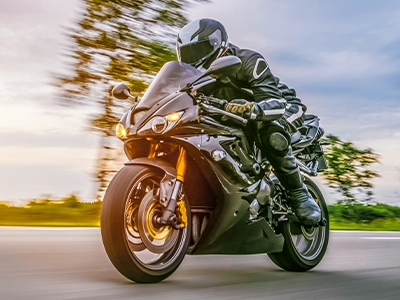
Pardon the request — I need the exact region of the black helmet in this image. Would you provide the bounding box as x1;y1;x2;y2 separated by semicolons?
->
177;18;229;69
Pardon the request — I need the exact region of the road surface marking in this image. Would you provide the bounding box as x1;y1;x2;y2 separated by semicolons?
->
361;237;400;240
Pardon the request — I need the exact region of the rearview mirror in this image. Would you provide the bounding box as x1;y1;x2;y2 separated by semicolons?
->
112;82;132;100
180;56;242;92
203;56;242;79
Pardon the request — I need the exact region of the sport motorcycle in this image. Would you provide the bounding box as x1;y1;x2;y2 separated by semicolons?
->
100;56;329;283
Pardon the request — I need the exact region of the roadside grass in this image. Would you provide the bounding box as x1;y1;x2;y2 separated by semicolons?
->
329;218;400;231
1;196;399;231
0;195;101;227
328;203;400;231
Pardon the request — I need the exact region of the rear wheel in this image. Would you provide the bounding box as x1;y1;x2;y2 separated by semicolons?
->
101;165;191;283
268;178;329;271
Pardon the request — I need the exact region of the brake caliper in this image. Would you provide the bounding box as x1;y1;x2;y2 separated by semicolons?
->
175;196;188;228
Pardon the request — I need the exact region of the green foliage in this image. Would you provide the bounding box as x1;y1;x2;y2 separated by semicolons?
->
58;0;196;102
329;218;400;231
328;203;400;223
328;202;400;231
1;195;400;231
57;0;208;129
54;0;209;198
322;134;380;204
0;195;101;227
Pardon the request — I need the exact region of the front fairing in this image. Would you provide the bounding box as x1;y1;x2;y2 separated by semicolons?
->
136;61;202;110
118;61;212;137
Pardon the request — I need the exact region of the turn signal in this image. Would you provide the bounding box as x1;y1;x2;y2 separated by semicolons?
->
116;123;128;139
166;112;181;122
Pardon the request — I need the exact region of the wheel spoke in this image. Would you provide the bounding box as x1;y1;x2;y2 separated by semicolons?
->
289;183;327;260
122;171;190;270
289;222;304;235
102;166;191;283
268;178;329;272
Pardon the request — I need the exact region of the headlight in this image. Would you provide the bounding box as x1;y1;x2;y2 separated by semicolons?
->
116;123;128;139
151;116;168;134
138;111;184;135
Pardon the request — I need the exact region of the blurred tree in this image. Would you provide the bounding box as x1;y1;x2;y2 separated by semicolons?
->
55;0;208;200
322;134;380;204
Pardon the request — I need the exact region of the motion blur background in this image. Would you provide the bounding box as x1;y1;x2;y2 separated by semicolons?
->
0;0;399;205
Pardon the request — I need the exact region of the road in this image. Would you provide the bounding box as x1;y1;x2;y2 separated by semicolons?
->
0;228;400;300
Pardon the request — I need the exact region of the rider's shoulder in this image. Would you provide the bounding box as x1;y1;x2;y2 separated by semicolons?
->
228;43;266;65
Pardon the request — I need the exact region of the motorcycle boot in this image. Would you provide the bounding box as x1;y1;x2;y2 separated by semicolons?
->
265;142;321;226
275;170;321;226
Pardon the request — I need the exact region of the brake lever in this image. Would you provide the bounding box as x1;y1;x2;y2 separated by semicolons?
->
200;103;248;124
243;111;257;120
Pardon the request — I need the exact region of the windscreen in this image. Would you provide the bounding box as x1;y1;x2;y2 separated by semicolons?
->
136;61;201;109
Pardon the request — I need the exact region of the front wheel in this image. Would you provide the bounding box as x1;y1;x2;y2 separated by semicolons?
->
101;165;191;283
268;177;329;271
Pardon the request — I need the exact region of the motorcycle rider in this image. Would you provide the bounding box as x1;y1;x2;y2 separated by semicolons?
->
176;18;321;226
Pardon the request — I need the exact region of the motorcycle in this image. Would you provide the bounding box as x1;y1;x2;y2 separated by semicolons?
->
100;56;329;283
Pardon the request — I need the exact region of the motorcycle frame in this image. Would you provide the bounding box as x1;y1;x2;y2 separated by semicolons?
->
120;90;285;255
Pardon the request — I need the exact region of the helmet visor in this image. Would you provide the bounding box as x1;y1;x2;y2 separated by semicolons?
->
178;30;223;65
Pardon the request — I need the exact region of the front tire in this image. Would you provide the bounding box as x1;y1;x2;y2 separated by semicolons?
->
101;165;191;283
268;177;329;271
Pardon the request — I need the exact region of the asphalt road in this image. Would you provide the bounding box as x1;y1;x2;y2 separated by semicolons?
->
1;228;400;300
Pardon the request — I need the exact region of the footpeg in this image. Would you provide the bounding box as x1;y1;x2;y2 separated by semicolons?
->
318;218;327;227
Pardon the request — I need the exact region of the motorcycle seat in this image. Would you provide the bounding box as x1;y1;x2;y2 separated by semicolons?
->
291;130;302;144
291;114;323;148
304;114;316;121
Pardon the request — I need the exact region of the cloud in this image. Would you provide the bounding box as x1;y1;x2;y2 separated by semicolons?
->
0;0;82;26
190;0;400;102
0;163;95;203
0;0;83;106
277;50;399;81
1;0;399;205
0;146;98;171
0;131;99;150
301;92;400;140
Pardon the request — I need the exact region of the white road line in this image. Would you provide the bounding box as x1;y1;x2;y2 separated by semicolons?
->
331;230;400;234
0;226;98;230
361;237;400;240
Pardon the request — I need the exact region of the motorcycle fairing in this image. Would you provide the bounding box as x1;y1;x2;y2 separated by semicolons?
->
176;133;284;254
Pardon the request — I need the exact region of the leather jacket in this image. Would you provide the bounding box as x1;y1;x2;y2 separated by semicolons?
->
200;43;307;122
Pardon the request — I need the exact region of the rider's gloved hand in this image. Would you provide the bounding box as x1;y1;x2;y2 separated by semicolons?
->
225;99;255;115
225;99;265;120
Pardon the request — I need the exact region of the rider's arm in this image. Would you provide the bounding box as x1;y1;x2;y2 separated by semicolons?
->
274;76;307;112
240;52;286;121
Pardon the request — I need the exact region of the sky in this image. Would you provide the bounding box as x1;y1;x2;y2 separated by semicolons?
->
0;0;399;205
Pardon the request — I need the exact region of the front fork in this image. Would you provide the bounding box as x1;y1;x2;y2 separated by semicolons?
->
157;147;188;229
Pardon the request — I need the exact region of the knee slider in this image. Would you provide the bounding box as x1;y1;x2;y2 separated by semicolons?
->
269;132;289;151
260;120;291;154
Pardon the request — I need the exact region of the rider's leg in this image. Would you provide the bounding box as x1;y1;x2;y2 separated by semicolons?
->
261;121;321;226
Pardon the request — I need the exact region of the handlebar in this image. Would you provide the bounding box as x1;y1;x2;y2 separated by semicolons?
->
197;95;257;124
199;102;249;124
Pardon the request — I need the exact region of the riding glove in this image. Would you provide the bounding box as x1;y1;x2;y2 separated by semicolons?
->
225;99;254;115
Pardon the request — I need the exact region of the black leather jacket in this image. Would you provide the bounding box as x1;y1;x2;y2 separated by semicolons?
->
200;43;306;122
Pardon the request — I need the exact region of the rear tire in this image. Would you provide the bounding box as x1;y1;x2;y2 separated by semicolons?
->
101;165;191;283
268;177;329;271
